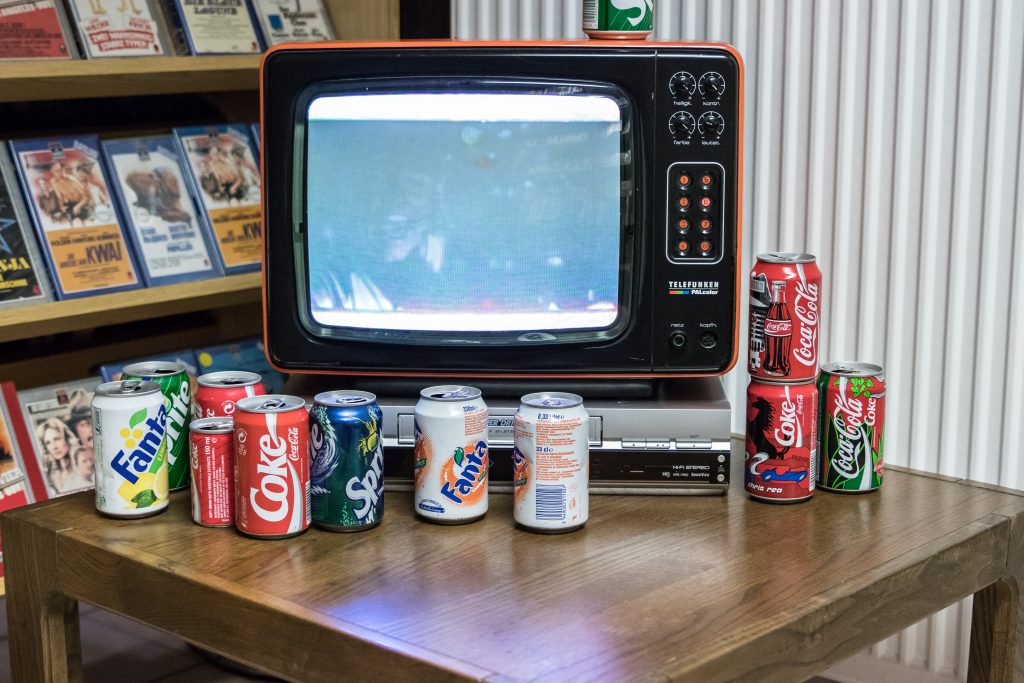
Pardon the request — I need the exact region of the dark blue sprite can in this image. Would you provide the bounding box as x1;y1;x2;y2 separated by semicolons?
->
309;390;383;531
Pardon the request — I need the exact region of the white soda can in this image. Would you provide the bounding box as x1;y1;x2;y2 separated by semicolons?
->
513;392;589;533
92;380;169;518
414;385;488;524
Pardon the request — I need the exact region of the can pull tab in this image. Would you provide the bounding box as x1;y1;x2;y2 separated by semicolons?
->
121;380;143;393
221;377;247;385
261;398;287;410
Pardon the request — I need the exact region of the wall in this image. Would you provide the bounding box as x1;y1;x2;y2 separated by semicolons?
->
451;1;1024;681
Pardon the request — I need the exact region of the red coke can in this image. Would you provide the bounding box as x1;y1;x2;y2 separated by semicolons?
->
189;417;235;527
234;395;310;539
745;380;818;503
749;253;821;382
195;371;266;419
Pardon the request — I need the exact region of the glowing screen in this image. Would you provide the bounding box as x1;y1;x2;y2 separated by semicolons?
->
306;91;623;333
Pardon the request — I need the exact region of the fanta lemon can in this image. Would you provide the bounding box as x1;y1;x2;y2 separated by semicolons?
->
414;385;488;524
92;380;169;518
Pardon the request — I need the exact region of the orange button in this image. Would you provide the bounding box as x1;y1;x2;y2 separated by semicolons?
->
678;196;690;208
701;174;714;186
699;218;712;231
678;240;690;253
699;240;712;252
700;196;713;208
678;218;690;231
678;173;691;187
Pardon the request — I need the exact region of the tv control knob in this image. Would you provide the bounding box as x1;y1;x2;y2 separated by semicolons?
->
669;71;696;98
698;72;726;100
698;111;725;139
669;111;696;140
669;331;687;351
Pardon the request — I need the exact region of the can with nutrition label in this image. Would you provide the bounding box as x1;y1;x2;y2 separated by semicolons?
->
189;416;234;527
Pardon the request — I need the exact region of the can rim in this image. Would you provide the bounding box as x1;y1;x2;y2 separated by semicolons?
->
757;252;817;264
313;390;377;407
236;394;307;413
821;362;885;381
197;371;262;388
189;417;234;433
520;391;584;408
96;380;162;398
122;360;188;377
420;385;482;401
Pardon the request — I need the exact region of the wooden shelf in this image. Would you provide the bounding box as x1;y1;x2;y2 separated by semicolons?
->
0;272;261;344
0;56;260;103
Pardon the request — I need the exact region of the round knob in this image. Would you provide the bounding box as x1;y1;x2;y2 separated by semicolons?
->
669;111;696;140
669;71;696;98
697;111;725;139
698;72;726;100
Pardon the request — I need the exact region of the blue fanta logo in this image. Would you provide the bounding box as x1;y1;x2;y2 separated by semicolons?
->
111;404;167;485
439;440;487;506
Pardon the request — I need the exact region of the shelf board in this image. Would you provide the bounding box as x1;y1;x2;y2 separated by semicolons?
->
0;272;262;344
0;55;260;103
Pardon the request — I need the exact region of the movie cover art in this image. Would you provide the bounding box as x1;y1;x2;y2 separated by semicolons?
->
0;399;28;490
0;0;78;59
0;148;52;308
249;0;332;47
10;138;140;298
104;136;221;286
172;0;259;54
175;126;261;273
17;378;100;498
67;0;169;57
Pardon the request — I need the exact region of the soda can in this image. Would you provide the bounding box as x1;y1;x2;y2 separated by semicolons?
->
513;392;588;533
817;362;886;493
414;385;488;525
309;390;384;532
582;0;653;40
748;253;822;383
189;416;235;527
745;379;817;503
234;395;310;539
121;361;192;491
194;371;266;419
92;380;169;518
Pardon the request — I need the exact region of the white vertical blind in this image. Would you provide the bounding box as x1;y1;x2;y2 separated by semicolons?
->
452;1;1024;679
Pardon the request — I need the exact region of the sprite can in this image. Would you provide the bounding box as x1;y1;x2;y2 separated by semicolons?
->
817;362;886;493
121;361;192;491
309;390;383;531
583;0;653;40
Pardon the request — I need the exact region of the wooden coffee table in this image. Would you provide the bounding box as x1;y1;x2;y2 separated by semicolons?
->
3;445;1023;682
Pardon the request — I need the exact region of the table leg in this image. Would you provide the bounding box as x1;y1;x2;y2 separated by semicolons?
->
968;577;1020;683
2;514;83;682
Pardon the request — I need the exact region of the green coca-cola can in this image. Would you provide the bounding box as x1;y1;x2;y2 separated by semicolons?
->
582;0;653;40
121;361;192;491
817;362;886;493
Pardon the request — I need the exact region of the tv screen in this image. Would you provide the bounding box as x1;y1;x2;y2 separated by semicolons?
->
304;86;628;336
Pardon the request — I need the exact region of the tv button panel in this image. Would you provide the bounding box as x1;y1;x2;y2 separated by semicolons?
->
666;162;725;263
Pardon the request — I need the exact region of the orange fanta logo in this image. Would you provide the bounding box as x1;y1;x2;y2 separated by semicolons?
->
439;440;487;506
512;444;529;503
414;425;431;488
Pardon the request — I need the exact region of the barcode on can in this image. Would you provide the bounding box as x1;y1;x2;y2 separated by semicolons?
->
536;484;566;520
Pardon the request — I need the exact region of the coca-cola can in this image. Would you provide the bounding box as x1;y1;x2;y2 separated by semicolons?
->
189;417;235;527
749;253;821;382
817;362;886;493
234;395;310;539
194;371;266;419
745;380;818;503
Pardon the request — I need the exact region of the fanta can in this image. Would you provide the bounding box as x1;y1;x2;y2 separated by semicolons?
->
414;385;488;524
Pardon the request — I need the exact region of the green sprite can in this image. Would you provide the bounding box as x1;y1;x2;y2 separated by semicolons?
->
817;362;886;493
583;0;654;40
309;390;383;531
121;361;192;491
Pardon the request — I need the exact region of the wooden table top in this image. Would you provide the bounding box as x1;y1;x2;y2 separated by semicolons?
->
5;448;1024;683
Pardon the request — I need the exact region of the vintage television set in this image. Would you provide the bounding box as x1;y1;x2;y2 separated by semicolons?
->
261;41;743;492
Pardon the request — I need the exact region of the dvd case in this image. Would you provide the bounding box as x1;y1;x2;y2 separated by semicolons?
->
16;377;100;499
0;146;53;309
66;0;172;58
195;338;286;392
103;136;222;286
248;0;332;48
170;0;260;54
250;122;260;154
0;0;80;59
9;137;142;299
0;395;30;493
173;125;261;274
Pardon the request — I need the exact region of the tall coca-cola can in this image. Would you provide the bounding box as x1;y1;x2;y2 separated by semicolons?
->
745;380;818;503
817;362;886;493
749;253;821;382
234;395;310;539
